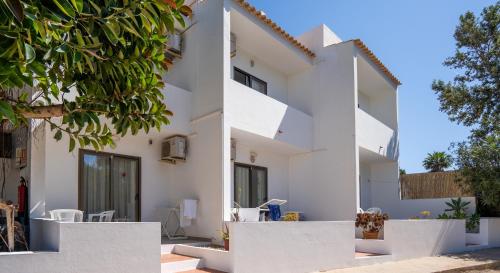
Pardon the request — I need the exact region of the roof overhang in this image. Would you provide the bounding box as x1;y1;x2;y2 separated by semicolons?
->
353;39;401;86
230;3;314;75
232;0;315;59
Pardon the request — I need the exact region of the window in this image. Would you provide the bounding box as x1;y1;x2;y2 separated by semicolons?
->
79;150;141;222
233;67;267;94
234;163;267;208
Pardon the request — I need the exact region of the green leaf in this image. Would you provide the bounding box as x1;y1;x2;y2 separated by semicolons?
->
90;139;99;150
1;0;24;23
24;43;35;64
54;130;63;141
70;0;82;12
69;137;76;152
0;100;16;124
101;21;119;45
52;0;76;17
85;122;94;133
75;29;85;46
88;0;101;15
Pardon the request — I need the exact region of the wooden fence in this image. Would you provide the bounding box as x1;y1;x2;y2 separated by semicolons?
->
400;171;473;200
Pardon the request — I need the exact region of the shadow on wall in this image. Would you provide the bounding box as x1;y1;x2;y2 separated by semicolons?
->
271;106;313;151
385;130;399;161
432;219;455;255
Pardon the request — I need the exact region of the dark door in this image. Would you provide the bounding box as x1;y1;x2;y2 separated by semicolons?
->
234;163;267;208
79;150;141;221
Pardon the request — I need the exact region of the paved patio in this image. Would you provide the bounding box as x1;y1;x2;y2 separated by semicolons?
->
325;248;500;273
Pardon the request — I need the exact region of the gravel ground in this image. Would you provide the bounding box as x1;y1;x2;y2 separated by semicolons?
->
459;267;500;273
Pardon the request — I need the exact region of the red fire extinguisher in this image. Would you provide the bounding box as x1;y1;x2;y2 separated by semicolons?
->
18;177;28;214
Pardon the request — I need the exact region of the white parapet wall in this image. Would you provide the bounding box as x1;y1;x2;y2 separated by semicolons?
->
229;221;355;273
485;218;500;247
174;244;231;272
466;218;489;246
384;219;467;259
0;219;160;273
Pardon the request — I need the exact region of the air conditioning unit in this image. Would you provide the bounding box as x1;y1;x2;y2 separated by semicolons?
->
161;135;187;163
230;138;236;161
167;32;182;55
230;32;237;57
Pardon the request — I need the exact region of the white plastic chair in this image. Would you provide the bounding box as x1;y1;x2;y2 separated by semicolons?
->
257;199;287;211
366;207;382;214
49;209;84;222
87;210;115;222
231;208;260;222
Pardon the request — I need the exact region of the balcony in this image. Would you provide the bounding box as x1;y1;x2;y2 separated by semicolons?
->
357;108;398;161
225;80;313;152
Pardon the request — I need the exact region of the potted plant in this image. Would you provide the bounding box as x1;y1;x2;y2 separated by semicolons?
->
221;224;229;251
355;212;389;239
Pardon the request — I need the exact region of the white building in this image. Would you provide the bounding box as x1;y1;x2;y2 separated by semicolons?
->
26;0;459;239
2;1;489;272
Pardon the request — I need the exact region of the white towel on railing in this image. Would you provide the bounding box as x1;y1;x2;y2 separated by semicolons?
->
179;199;197;227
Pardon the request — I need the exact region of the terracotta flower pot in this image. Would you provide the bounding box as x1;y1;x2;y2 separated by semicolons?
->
363;231;379;240
223;239;229;251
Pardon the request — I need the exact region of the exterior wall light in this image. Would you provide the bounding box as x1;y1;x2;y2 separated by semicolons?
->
250;151;257;163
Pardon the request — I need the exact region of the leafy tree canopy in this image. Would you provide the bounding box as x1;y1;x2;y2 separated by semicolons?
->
453;135;500;213
432;2;499;138
433;2;499;215
422;151;453;172
0;0;192;151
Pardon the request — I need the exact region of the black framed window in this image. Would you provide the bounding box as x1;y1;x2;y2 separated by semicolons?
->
78;150;141;222
233;67;267;95
234;163;268;208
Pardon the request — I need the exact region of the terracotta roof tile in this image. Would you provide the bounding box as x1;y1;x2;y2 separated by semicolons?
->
352;39;401;86
233;0;316;59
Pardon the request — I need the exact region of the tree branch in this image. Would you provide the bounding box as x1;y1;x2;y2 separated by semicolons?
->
21;105;65;119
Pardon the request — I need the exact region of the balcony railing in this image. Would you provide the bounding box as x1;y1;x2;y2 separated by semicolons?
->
226;80;313;151
357;108;398;160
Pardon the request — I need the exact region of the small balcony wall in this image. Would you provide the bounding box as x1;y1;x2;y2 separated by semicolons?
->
0;219;160;273
228;221;355;273
226;80;313;152
357;108;397;161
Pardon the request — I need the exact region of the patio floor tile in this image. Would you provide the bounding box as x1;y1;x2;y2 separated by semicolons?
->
177;268;226;273
161;253;198;263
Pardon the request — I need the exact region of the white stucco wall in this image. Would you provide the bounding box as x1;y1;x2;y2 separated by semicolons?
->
167;114;225;240
2;219;159;273
486;218;500;247
297;24;342;53
231;49;288;104
359;162;372;209
385;219;467;258
357;109;397;160
225;80;313;151
466;218;489;246
288;42;358;221
229;221;355;273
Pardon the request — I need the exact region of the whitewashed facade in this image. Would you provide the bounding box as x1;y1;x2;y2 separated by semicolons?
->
25;0;472;240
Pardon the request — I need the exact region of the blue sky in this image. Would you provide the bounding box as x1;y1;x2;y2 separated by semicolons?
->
248;0;495;173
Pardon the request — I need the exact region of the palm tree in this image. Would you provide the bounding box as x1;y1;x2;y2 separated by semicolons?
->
423;151;453;172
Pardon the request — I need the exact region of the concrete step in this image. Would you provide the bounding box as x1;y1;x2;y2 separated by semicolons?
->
354;252;394;266
177;269;227;273
466;243;490;251
161;253;202;273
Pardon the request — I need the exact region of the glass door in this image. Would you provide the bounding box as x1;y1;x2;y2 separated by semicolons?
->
79;150;140;221
234;163;267;208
